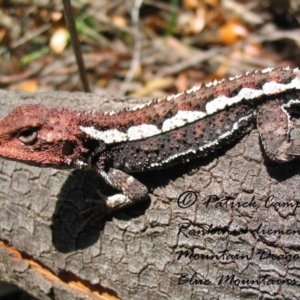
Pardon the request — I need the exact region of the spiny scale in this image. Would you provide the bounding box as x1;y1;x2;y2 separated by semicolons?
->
81;67;300;144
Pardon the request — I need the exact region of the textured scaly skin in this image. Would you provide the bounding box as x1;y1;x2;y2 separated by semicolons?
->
0;67;300;213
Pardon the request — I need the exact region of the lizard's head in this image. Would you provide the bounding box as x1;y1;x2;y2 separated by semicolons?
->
0;104;89;168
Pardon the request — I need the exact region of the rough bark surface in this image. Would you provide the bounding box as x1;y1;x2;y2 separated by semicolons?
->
0;89;300;300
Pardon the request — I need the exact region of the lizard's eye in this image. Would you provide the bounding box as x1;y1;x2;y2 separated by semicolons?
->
18;128;38;145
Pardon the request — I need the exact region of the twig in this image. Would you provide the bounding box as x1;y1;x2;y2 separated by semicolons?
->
62;0;91;92
11;24;51;49
119;0;144;96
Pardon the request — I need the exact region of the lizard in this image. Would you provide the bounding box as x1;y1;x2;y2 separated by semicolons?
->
0;66;300;216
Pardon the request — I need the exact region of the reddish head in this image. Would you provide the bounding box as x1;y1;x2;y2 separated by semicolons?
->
0;104;89;168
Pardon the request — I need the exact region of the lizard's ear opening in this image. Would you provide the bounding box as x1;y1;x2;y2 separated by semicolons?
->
18;128;38;145
62;141;76;156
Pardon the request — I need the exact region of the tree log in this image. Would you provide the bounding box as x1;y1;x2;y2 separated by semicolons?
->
0;88;300;299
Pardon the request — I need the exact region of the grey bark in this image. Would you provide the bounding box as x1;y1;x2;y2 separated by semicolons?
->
0;88;300;300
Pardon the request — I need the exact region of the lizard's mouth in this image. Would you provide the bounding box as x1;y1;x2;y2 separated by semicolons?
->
0;143;68;169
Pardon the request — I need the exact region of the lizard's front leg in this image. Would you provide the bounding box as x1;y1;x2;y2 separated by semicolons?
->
95;167;149;214
257;97;300;162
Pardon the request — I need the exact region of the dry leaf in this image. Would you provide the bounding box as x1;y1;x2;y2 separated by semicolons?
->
205;0;219;7
166;37;191;55
50;27;68;54
50;11;63;22
130;77;173;97
111;15;127;27
219;19;248;45
190;6;206;34
183;0;201;10
15;79;38;92
175;72;188;91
